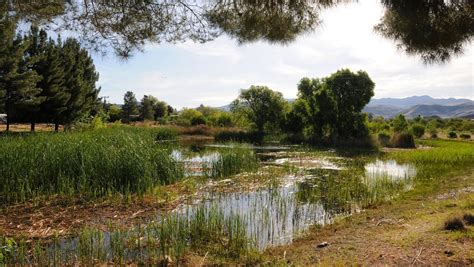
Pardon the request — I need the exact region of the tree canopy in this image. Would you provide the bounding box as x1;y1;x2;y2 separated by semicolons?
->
231;85;287;133
1;0;470;63
0;18;100;131
289;69;375;144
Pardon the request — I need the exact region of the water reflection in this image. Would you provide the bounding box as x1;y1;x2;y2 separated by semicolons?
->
172;158;416;250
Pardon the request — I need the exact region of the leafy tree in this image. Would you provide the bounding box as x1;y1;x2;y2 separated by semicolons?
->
155;100;168;119
108;104;122;122
324;69;374;139
139;95;158;121
122;91;139;123
392;114;408;133
167;105;175;115
178;108;204;126
291;69;374;144
231;85;287;134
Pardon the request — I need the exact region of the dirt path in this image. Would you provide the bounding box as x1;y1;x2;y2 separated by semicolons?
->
264;171;474;266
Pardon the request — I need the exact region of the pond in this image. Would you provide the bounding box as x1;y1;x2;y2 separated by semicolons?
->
166;144;416;250
31;143;417;263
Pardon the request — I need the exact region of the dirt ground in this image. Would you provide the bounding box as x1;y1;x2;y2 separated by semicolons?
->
264;170;474;266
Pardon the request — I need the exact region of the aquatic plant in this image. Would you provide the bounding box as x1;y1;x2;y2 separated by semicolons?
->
203;145;259;178
0;126;184;203
0;205;258;265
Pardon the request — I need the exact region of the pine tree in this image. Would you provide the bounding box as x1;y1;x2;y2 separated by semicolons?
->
122;91;139;123
0;16;42;131
139;95;157;121
37;38;70;131
61;38;100;129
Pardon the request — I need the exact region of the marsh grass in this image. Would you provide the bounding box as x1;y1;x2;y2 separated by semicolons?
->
0;126;184;203
0;206;259;265
203;145;259;178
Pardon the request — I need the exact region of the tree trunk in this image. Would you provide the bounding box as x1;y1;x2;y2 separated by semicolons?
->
30;122;35;132
54;122;59;132
6;119;9;132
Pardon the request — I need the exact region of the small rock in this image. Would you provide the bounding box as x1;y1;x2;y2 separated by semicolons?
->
317;242;329;248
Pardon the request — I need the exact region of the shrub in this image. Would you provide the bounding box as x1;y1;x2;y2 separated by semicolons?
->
377;131;391;147
390;132;416;148
191;116;207;126
448;131;457;138
443;217;466;231
410;124;425;138
459;133;471;139
463;213;474;225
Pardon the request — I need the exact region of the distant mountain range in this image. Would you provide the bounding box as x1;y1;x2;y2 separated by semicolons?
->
364;95;474;119
367;95;472;108
217;95;474;119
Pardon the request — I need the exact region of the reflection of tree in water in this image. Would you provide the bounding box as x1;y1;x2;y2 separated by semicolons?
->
2;0;472;62
375;0;473;63
295;168;369;215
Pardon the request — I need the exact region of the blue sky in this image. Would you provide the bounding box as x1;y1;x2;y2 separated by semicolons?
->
92;0;473;109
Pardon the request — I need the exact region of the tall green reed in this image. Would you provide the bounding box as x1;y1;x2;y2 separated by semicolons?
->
203;145;259;178
0;126;184;203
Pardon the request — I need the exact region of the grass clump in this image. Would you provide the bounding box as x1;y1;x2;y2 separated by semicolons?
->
443;217;466;231
0;126;184;203
204;145;259;178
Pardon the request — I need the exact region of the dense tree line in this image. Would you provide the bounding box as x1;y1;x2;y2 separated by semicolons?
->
231;69;375;145
0;15;100;131
116;91;173;123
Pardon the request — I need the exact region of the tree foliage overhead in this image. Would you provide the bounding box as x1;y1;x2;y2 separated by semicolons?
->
3;0;470;63
375;0;474;64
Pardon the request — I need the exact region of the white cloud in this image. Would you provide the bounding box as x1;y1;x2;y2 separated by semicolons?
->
95;0;473;108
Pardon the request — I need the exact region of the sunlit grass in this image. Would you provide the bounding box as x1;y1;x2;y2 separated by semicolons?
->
0;126;184;203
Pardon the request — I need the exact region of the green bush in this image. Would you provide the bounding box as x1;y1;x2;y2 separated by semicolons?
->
390;132;416;148
191;116;207;126
448;131;457;138
410;124;425;138
377;131;391;147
